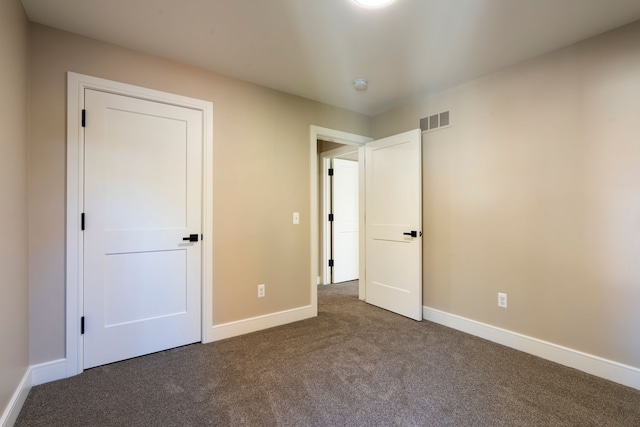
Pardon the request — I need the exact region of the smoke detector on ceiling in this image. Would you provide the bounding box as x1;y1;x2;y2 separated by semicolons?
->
353;78;369;91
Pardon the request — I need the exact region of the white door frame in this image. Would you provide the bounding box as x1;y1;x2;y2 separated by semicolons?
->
320;147;359;286
66;72;214;377
310;126;371;309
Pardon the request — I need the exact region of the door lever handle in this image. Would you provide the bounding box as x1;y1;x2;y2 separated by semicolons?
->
182;234;199;242
403;231;419;238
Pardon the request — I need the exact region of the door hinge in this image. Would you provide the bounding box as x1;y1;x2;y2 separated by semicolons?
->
80;316;85;335
328;168;334;176
81;213;85;231
329;259;334;267
82;109;86;127
328;213;334;222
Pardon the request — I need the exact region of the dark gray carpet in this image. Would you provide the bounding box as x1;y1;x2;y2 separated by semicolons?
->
16;281;640;426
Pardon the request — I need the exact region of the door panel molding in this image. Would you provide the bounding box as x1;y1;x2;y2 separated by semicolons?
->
66;72;213;377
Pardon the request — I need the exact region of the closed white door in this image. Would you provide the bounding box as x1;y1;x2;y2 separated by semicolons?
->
83;89;202;369
365;129;422;320
332;158;359;283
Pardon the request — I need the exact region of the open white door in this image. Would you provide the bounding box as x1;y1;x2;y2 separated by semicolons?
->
332;158;359;283
365;129;422;320
83;89;202;368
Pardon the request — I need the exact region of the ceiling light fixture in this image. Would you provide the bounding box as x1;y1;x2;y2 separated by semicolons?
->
353;78;369;91
353;0;395;8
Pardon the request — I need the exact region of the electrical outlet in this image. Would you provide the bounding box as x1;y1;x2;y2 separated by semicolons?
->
498;292;507;308
258;284;265;298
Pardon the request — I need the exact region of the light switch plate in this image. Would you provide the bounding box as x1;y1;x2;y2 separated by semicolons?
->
293;212;300;224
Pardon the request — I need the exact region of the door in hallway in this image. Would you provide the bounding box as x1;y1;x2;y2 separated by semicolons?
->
332;158;359;283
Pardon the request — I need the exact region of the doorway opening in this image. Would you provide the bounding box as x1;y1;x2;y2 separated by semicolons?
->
309;126;423;322
309;126;371;313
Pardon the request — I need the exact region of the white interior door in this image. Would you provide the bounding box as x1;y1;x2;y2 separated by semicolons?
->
332;158;359;283
365;129;422;320
83;89;202;369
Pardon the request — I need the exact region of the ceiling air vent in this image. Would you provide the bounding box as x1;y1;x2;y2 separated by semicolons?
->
420;111;450;133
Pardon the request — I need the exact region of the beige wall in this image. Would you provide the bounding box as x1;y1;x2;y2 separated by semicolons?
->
0;0;30;413
25;9;640;376
372;21;640;368
28;24;370;364
318;140;346;153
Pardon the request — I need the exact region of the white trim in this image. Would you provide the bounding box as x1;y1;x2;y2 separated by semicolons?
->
201;88;215;345
310;126;371;307
31;359;67;386
209;305;315;341
0;367;31;427
423;306;640;390
66;72;214;375
356;146;366;300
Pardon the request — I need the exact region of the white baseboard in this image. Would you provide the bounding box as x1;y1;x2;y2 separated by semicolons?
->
423;306;640;390
31;359;68;386
1;367;31;427
32;306;317;383
206;305;316;343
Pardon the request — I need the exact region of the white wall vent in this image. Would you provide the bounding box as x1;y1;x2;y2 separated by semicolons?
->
420;111;450;133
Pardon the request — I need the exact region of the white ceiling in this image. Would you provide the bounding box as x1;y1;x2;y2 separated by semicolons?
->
20;0;640;116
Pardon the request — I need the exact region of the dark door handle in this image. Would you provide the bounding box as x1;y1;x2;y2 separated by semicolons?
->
183;234;199;242
403;231;419;238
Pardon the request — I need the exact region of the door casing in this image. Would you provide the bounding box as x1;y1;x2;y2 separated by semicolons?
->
66;72;214;377
310;126;371;307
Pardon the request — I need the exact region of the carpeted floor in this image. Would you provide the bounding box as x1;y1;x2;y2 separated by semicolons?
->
16;281;640;426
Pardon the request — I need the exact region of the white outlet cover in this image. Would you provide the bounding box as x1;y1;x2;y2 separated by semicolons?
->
498;292;507;308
